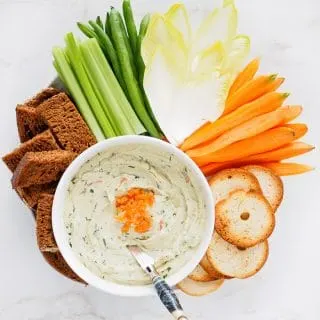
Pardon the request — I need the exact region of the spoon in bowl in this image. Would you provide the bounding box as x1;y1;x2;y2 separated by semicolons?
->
127;245;189;320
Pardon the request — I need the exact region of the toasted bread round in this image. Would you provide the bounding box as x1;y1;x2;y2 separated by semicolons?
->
188;264;216;282
215;190;275;248
200;254;225;279
242;165;284;211
209;168;261;203
177;277;224;296
207;232;269;279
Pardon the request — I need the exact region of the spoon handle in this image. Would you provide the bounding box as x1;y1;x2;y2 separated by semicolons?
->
152;275;189;320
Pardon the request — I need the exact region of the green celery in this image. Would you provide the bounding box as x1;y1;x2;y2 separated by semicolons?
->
79;39;137;135
89;39;145;135
52;47;105;141
64;33;116;138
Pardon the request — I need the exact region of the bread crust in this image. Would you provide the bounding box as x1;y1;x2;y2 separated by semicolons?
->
209;168;262;203
188;264;217;282
215;190;275;248
242;165;284;211
207;233;269;279
177;277;224;296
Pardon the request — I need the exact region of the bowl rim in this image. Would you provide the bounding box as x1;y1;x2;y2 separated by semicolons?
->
52;135;214;297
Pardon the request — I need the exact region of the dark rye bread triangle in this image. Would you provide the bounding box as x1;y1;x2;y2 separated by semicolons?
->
12;150;77;188
2;130;60;172
41;251;85;284
36;194;58;252
36;194;85;284
16;87;60;142
36;93;96;154
16;182;57;209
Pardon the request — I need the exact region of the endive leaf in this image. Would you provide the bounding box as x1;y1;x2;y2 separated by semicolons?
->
192;41;225;79
221;34;251;74
142;14;187;72
193;3;238;54
165;3;191;45
144;46;226;145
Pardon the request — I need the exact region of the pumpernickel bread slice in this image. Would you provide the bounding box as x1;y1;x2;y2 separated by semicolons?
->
207;232;269;279
36;194;58;252
242;165;284;211
16;87;60;142
16;182;57;209
12;150;76;188
42;251;85;284
209;168;261;203
177;277;224;296
215;190;275;248
188;264;215;282
2;130;60;172
36;93;96;153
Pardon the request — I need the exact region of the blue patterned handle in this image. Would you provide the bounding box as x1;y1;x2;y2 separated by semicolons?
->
152;275;189;320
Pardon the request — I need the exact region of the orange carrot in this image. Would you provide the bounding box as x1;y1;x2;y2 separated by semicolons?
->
281;105;302;123
190;126;297;166
180;92;289;151
228;58;260;97
262;162;314;176
188;106;300;156
201;162;240;176
243;142;314;162
266;77;285;92
282;123;308;139
224;74;277;114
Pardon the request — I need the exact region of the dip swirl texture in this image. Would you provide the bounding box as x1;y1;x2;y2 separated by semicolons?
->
64;144;206;285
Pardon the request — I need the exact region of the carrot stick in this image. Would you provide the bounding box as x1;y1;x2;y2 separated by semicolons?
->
201;162;240;176
267;77;285;91
224;74;277;115
281;105;302;123
188;106;300;156
243;142;314;162
190;126;297;166
282;123;308;139
180;92;289;151
262;162;314;176
228;58;260;97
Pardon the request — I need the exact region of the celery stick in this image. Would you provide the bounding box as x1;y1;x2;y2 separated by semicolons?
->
110;9;160;137
64;33;116;138
89;39;145;135
88;21;127;93
52;47;105;141
81;56;121;136
80;39;136;135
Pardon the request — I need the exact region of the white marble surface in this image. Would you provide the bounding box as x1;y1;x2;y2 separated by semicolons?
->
0;0;319;319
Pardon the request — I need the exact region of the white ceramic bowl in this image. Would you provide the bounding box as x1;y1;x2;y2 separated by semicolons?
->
52;135;214;296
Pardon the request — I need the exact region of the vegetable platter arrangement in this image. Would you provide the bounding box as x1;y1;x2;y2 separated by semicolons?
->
2;0;314;298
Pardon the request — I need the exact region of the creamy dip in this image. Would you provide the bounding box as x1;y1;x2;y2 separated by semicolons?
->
64;144;206;285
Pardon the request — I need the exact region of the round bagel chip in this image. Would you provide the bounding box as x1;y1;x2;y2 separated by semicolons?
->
177;277;224;297
188;264;217;282
242;165;284;211
209;168;262;203
215;190;275;248
207;232;269;279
